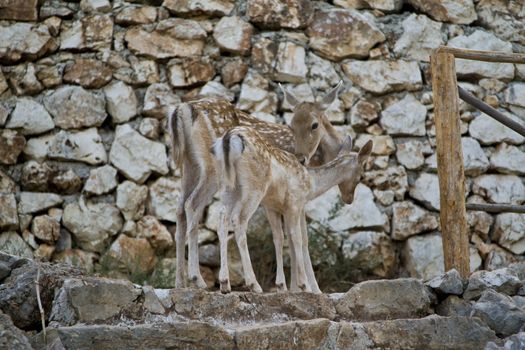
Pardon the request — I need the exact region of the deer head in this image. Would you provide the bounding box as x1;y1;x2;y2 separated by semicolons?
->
280;81;343;165
337;138;373;204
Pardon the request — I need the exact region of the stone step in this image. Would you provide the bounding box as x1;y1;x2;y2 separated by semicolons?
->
32;316;498;350
48;277;435;327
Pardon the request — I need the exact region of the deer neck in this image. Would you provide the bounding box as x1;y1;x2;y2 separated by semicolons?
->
318;118;343;163
307;156;353;201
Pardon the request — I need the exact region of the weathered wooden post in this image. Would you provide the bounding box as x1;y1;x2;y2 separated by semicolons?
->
430;49;470;278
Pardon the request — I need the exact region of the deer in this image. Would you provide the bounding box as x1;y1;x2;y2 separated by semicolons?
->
168;82;351;292
212;126;373;293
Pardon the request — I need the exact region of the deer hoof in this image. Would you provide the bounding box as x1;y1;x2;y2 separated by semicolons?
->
220;280;231;294
189;275;208;289
275;283;287;292
249;283;263;293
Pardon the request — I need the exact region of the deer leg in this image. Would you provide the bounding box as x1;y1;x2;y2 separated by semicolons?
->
285;211;310;292
300;210;321;294
233;199;263;293
185;177;218;289
288;231;298;292
265;207;287;292
217;202;231;293
175;200;187;288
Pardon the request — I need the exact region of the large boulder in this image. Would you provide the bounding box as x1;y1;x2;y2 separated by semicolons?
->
342;60;422;94
63;201;123;253
0;23;55;64
5;98;54;136
125;19;206;59
307;8;385;61
406;0;477;24
335;278;433;320
60;15;113;51
43;86;107;130
109;124;169;184
246;0;312;29
394;14;443;62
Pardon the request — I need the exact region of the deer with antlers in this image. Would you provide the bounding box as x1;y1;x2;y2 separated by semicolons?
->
212;127;373;292
169;82;358;292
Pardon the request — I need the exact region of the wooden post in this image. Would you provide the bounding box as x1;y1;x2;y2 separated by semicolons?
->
430;51;470;278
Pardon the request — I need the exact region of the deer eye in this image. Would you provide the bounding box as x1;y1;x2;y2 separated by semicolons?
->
311;122;319;130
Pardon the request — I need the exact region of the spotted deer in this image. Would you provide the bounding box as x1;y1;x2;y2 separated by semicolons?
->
169;83;349;292
212;126;373;292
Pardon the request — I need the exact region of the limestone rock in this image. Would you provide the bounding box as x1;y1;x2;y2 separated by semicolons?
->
493;213;525;255
100;234;157;281
220;58;248;87
18;192;63;215
448;30;514;80
343;60;422;94
306;184;387;232
504;82;525;118
364;0;402;12
163;0;235;17
355;134;396;156
35;63;63;88
391;201;438;240
349;99;378;128
136;215;173;252
435;295;473;317
395;140;426;170
115;6;157;25
252;38;307;83
0;0;38;21
199;81;235;102
476;0;525;46
394;14;443;62
472;175;525;204
0;194;18;230
80;0;111;13
32;215;60;243
60;15;113;51
0;310;33;349
63;201;123;253
0;232;33;259
426;269;464;295
362;166;408;200
236;70;277;114
307;9;385;61
168;57;215;88
44;85;107;129
138;118;160;139
307;52;341;90
63;58;112;89
335;278;432;320
381;94;426;136
116;181;148;221
50;169;83;195
403;233;444;280
147;177;181;222
471;289;525;337
341;231;396;278
50;277;142;326
0;130;25;165
83;165;118;196
470;111;525;145
142;83;180;119
464;268;522;300
213;16;253;55
410;173;440;210
5;98;54;136
4;63;44;96
109;124;169;183
0;23;54;64
125;19;206;59
104;80;138;124
53;249;97;273
406;0;477;24
48;128;108;165
246;0;312;29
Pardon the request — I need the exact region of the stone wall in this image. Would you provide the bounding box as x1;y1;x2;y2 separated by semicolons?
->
0;0;524;291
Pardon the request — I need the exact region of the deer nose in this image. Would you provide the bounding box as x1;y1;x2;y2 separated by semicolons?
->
298;156;306;165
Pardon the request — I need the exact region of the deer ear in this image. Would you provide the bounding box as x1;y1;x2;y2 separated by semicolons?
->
358;140;373;163
338;135;353;156
279;83;300;109
319;80;343;110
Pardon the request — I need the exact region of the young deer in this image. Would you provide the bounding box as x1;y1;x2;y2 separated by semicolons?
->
169;83;347;292
212;126;373;293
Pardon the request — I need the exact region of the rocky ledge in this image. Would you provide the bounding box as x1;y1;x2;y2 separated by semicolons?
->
0;253;524;349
